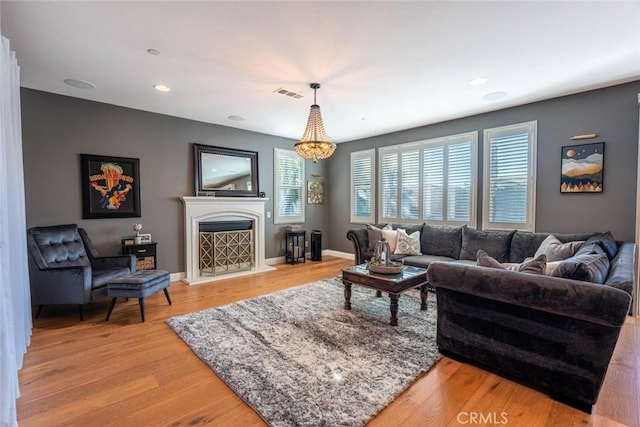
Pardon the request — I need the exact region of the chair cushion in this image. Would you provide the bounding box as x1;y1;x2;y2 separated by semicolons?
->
29;224;90;267
92;267;133;288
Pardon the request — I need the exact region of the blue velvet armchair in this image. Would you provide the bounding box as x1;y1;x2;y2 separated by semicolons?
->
27;224;136;320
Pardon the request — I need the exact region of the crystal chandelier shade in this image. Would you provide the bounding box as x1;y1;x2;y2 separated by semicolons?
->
294;83;336;163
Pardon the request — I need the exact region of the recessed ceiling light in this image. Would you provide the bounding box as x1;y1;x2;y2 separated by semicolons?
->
147;48;160;55
470;77;488;85
153;84;171;92
483;91;508;101
228;115;245;122
64;79;96;89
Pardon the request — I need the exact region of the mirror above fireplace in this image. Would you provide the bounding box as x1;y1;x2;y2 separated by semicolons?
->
194;144;259;197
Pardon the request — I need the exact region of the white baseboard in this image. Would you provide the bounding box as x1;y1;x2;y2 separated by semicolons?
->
266;256;286;265
170;250;354;281
170;271;185;282
322;249;355;260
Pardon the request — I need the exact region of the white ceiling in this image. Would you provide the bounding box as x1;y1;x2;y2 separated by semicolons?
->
2;1;639;144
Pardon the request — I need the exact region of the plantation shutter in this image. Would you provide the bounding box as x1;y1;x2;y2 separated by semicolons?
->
483;121;537;231
380;149;398;220
274;148;305;223
350;149;375;223
423;145;444;221
447;141;472;222
400;150;420;220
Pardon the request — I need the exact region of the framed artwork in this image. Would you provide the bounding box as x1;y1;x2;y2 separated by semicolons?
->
81;154;141;219
307;181;325;204
560;142;604;193
138;233;152;243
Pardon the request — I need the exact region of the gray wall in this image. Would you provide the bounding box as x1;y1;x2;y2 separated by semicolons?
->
21;81;640;269
21;89;329;274
327;81;640;253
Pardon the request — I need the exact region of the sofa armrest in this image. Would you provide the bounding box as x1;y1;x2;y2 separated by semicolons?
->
605;242;635;295
427;262;631;327
346;229;369;265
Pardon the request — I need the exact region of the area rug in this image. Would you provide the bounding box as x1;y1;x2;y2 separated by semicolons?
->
166;276;440;427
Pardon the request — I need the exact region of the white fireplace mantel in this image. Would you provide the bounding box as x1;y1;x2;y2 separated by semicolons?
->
180;196;275;285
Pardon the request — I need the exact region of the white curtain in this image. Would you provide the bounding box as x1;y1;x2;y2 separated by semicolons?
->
0;35;31;427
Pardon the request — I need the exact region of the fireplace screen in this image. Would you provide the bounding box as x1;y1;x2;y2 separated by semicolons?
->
199;223;254;276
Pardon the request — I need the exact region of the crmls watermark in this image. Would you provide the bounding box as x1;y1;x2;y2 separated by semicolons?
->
456;411;509;425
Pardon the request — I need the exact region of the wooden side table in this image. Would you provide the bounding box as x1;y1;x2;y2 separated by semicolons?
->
122;241;158;270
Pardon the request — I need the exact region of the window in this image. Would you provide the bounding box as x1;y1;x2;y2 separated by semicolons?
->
350;149;375;223
379;132;477;226
483;121;537;231
274;148;305;224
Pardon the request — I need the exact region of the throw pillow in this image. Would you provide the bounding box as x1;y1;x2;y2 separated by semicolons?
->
551;253;610;284
581;232;618;260
545;260;562;275
460;226;516;262
394;229;421;255
476;250;546;275
366;224;391;251
420;223;463;259
534;234;584;262
381;228;399;252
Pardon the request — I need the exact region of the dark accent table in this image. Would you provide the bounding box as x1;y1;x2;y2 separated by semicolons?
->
122;241;157;270
342;264;428;326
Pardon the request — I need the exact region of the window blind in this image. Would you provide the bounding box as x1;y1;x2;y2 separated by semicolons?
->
483;121;537;231
274;148;305;223
350;149;375;223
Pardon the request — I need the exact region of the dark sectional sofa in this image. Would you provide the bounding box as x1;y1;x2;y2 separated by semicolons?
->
346;223;634;411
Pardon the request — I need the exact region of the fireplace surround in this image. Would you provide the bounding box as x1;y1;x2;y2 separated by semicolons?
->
180;196;275;284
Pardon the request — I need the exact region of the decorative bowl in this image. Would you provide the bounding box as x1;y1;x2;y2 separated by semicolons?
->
368;261;403;274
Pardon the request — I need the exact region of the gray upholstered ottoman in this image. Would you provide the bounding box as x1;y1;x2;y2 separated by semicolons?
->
106;269;171;322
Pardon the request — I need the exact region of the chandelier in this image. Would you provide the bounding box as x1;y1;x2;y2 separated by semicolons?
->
294;83;336;163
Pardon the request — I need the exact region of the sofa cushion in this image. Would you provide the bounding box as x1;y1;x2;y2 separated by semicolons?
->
394;229;421;255
460;226;516;263
366;224;391;251
551;253;610;284
575;241;607;257
420;224;462;259
509;231;596;263
477;249;546;275
581;231;618;260
534;234;584;262
401;254;455;269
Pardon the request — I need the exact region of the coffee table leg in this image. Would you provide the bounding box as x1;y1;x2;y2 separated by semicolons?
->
420;284;428;311
376;290;382;298
344;283;352;310
389;294;399;326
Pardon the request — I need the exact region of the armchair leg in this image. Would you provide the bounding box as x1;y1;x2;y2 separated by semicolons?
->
35;305;43;318
78;305;84;321
163;288;172;305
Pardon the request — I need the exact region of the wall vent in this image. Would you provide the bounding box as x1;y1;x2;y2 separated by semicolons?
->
274;87;304;99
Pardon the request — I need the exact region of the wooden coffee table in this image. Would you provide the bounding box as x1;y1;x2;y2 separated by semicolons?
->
341;264;428;326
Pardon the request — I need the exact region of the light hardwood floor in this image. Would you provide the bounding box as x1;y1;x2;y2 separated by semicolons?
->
17;256;639;426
